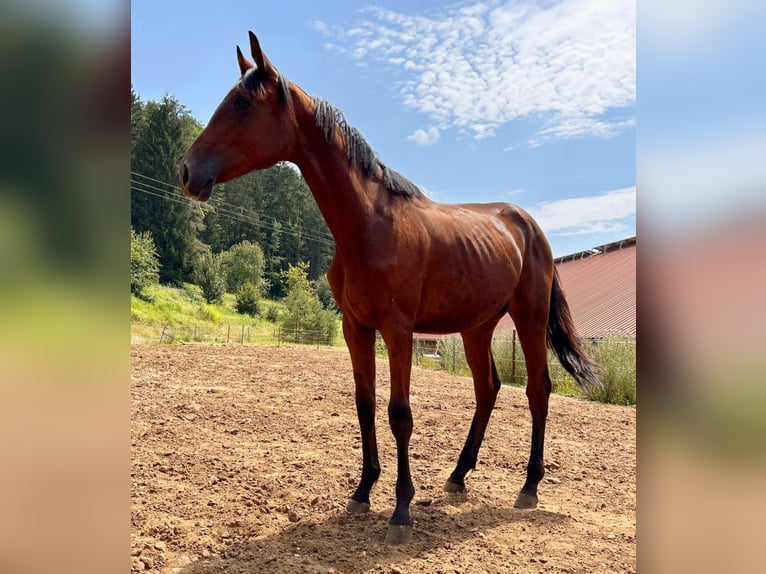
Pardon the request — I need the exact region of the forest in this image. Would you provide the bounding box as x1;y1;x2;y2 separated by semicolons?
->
130;89;334;299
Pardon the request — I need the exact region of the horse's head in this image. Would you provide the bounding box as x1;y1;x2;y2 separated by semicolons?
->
180;32;295;201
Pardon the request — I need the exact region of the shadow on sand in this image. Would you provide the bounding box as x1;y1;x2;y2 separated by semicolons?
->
177;494;568;573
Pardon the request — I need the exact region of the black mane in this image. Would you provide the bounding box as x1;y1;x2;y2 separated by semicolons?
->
240;68;291;105
241;68;422;199
311;97;423;199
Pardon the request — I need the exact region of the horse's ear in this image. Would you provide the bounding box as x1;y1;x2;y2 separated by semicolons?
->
248;31;274;76
236;45;252;77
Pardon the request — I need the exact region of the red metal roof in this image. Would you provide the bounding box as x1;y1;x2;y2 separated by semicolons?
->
496;237;636;339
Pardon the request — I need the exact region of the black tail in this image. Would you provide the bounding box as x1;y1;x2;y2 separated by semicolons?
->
546;270;602;390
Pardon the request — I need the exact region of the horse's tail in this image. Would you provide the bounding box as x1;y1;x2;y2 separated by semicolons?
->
546;269;602;390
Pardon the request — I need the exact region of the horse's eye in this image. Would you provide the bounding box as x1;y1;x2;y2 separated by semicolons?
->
234;96;251;111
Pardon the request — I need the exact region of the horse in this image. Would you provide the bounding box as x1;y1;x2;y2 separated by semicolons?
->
180;32;601;545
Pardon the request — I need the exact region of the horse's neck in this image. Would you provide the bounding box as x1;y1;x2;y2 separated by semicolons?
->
289;97;378;257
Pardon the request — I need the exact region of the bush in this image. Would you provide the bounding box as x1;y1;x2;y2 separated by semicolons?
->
280;262;338;345
235;282;261;317
315;274;338;312
194;250;226;304
265;304;280;322
130;227;160;299
197;303;221;323
222;241;265;294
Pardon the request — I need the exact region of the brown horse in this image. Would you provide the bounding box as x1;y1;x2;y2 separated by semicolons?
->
180;32;601;545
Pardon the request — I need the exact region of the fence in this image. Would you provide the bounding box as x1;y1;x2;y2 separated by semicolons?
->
376;331;636;399
152;323;336;348
157;323;262;345
272;325;336;348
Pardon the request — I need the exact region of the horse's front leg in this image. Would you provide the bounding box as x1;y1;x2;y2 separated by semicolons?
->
343;317;380;514
381;329;415;545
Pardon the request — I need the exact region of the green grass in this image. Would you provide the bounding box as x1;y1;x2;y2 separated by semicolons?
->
131;283;288;344
586;337;637;405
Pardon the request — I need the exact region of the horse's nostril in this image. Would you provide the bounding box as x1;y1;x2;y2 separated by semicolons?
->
182;164;190;186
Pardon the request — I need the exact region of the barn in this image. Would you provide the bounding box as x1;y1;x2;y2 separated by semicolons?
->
495;236;637;339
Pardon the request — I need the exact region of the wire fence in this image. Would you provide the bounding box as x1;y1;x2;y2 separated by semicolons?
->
376;332;636;400
151;323;336;348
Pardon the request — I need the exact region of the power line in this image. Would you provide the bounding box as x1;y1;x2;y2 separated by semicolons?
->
130;174;335;246
131;171;335;244
132;181;336;250
131;175;336;249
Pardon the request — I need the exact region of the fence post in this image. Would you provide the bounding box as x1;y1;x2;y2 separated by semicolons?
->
241;324;245;344
451;338;456;373
159;325;166;344
511;329;517;385
226;324;231;343
414;337;420;366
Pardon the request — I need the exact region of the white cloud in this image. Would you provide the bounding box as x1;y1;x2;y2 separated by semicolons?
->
526;187;636;235
503;188;526;199
529;115;636;147
407;126;440;145
315;0;635;145
311;20;328;34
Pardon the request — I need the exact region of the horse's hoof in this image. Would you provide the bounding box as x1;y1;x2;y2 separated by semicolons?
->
346;499;371;514
514;492;538;509
384;524;413;545
443;479;465;493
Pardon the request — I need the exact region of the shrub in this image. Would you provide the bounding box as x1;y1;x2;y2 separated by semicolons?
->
130;227;160;299
235;282;261;317
194;250;226;304
315;274;338;312
280;262;338;345
265;305;280;323
197;303;221;323
222;241;265;294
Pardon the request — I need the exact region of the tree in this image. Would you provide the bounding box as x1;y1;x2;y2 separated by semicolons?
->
221;240;265;294
131;87;144;158
131;94;205;285
130;90;336;292
194;250;226;304
235;282;261;317
130;227;160;299
280;262;337;345
315;274;338;312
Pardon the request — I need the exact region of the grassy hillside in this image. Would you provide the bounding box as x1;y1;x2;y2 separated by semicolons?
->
131;284;285;344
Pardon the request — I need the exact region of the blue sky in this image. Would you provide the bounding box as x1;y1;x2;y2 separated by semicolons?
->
131;0;636;257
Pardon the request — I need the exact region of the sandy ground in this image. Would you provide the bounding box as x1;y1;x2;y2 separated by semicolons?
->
131;344;635;573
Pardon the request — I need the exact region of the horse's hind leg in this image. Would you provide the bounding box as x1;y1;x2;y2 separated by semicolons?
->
510;289;553;509
445;324;502;493
343;316;381;514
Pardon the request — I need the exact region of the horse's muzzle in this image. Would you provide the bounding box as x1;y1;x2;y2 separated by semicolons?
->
180;162;214;202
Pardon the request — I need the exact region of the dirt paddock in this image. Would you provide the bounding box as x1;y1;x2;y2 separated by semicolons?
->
131;344;635;573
